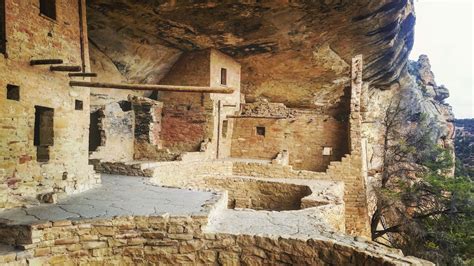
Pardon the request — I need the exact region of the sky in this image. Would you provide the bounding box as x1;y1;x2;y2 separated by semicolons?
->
410;0;473;118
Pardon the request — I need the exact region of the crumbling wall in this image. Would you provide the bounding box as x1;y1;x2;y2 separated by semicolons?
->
131;96;164;160
89;102;134;162
0;0;99;209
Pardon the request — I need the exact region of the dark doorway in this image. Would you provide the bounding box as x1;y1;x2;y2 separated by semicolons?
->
34;106;54;162
89;110;103;152
0;0;5;54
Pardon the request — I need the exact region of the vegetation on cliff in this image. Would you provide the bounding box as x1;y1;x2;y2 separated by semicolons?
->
372;101;473;265
455;119;474;178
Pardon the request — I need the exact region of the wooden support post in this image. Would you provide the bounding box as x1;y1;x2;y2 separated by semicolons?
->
69;81;235;94
68;72;97;78
50;66;82;72
30;59;63;65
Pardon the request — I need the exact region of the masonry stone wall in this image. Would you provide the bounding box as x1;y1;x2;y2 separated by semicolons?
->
0;0;99;209
209;49;242;159
158;50;216;155
0;215;431;265
202;177;312;211
131;96;165;160
231;110;349;171
232;155;369;237
89;102;134;162
158;49;240;159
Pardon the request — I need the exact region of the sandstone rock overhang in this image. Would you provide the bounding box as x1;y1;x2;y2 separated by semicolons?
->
87;0;415;107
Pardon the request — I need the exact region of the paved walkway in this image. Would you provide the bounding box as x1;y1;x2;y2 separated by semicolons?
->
0;175;219;225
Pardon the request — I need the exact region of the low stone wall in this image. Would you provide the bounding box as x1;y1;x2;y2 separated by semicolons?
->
204;177;312;211
156;174;316;211
0;215;432;265
89;160;155;177
151;160;234;182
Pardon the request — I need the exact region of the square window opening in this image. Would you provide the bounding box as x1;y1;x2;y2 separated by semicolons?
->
75;100;83;110
256;126;265;137
40;0;56;20
6;84;20;101
220;68;227;86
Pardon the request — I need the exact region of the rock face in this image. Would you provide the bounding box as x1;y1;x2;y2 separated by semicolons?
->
405;55;455;146
87;0;415;107
362;54;455;217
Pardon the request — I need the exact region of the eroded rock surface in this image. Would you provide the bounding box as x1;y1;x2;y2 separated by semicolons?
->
87;0;415;107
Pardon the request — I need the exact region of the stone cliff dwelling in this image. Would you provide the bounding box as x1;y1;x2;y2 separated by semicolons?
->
0;1;436;265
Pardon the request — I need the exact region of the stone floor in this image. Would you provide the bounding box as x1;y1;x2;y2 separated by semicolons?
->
0;175;219;225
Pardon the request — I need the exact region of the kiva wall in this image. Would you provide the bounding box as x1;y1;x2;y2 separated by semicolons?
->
0;0;99;209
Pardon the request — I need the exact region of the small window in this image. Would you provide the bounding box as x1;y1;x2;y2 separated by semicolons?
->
75;100;83;110
118;100;132;112
221;120;228;138
220;68;227;86
6;84;20;101
40;0;56;20
322;147;333;156
256;126;265;137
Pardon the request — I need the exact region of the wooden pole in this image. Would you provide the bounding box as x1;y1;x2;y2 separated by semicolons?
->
30;59;63;65
51;66;82;72
69;81;235;94
68;73;97;77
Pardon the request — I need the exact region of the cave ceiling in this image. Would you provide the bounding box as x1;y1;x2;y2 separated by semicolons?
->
87;0;415;107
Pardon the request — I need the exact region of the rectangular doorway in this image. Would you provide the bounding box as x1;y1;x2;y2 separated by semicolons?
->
34;106;54;162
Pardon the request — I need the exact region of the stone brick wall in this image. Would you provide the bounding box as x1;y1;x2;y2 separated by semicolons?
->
158;50;216;155
158;49;241;159
231;109;349;172
89;102;134;162
202;177;312;211
232;156;370;237
0;215;431;265
160;102;214;153
131;96;164;160
0;0;99;209
209;49;241;159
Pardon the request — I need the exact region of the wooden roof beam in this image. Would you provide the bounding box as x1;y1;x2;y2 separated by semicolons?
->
30;59;63;65
69;81;235;94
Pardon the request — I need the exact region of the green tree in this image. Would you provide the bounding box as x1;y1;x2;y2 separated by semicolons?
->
371;99;474;265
